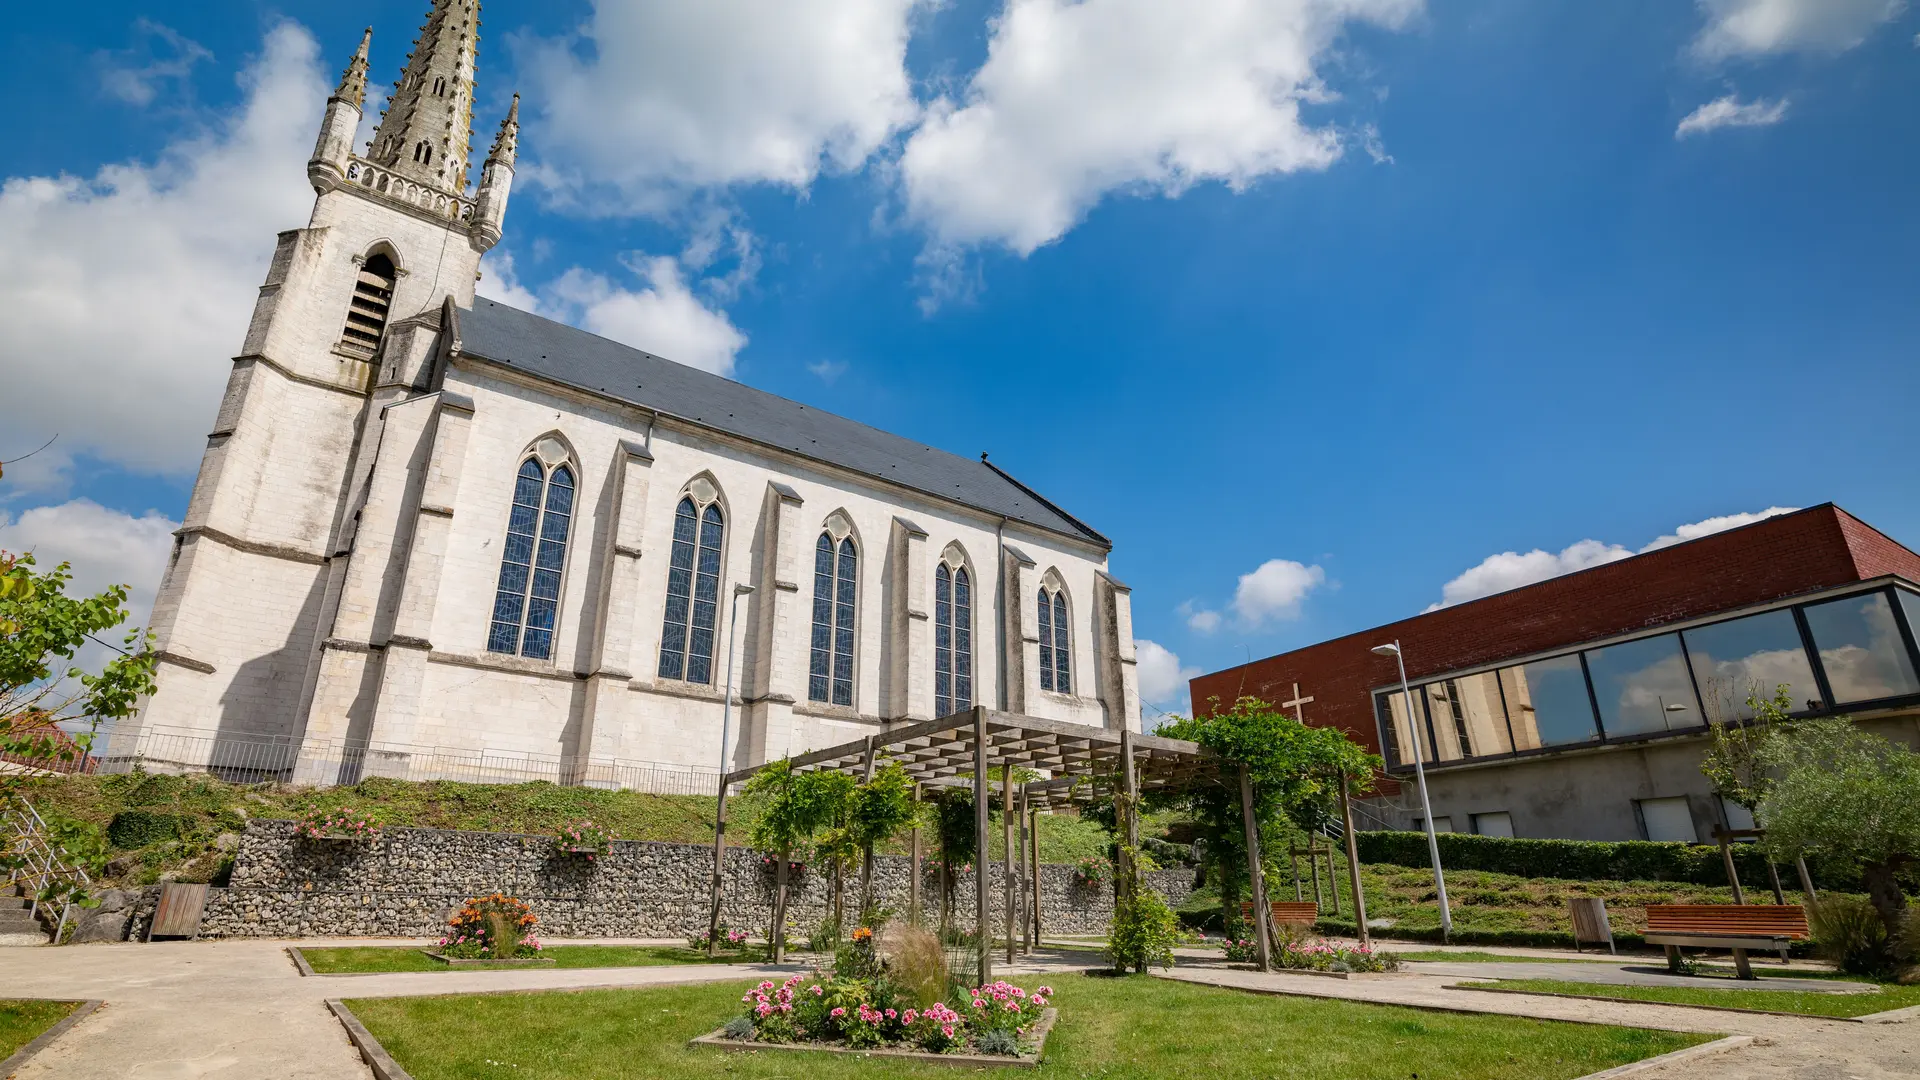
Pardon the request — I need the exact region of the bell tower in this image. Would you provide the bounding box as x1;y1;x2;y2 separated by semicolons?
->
132;4;519;752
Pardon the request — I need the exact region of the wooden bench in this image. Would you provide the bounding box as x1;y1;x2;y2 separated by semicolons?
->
1643;904;1808;979
1240;901;1320;929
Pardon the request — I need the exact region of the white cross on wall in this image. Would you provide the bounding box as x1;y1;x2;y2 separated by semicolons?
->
1281;682;1314;723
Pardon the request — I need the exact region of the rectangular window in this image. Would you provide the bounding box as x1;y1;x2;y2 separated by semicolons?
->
1471;811;1514;838
1682;608;1822;720
1802;591;1920;704
1426;672;1512;760
1583;633;1699;738
1376;687;1434;766
1412;816;1453;834
1636;796;1696;843
1721;797;1756;833
1499;655;1599;749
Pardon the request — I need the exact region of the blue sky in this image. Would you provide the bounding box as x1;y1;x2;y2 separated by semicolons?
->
2;0;1917;722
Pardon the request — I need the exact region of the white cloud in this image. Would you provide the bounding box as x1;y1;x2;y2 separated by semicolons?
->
1691;0;1905;60
897;0;1421;255
549;257;749;377
97;20;213;107
1430;507;1801;609
1135;639;1201;710
0;23;324;478
1185;606;1224;635
1233;559;1328;624
0;498;179;641
517;0;924;210
1675;94;1790;138
806;359;849;384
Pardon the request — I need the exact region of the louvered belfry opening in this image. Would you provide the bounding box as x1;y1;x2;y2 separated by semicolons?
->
340;253;397;356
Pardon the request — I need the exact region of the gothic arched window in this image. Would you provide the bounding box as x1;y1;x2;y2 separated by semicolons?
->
338;252;396;356
1038;584;1072;694
934;556;973;717
487;454;575;660
658;489;727;684
809;527;858;707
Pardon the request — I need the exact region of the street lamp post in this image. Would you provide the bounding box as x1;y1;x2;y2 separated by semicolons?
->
704;583;756;956
1371;640;1453;941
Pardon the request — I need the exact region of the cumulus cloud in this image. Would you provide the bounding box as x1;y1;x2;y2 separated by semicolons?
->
1691;0;1905;60
1675;94;1789;138
517;0;924;210
1233;559;1328;624
1430;507;1800;609
551;258;750;377
97;19;214;107
898;0;1421;255
1135;639;1201;711
806;359;849;384
1182;603;1224;635
0;22;324;479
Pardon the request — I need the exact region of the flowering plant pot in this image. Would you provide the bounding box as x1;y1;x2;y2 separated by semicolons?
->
552;820;612;859
294;808;379;842
438;893;544;960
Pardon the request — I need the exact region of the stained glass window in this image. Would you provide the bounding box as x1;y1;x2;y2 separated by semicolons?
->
658;497;726;683
1052;591;1071;694
1037;591;1055;692
810;533;858;706
487;458;573;660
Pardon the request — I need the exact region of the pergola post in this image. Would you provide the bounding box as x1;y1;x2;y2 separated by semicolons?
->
705;773;730;958
910;783;923;926
859;737;878;915
1339;777;1370;948
1326;843;1341;915
1717;827;1746;904
1239;764;1272;972
1003;763;1016;965
773;847;790;962
1029;800;1043;952
1119;727;1140;904
973;706;992;988
1016;788;1031;954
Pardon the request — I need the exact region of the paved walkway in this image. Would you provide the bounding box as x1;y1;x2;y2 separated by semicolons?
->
1401;959;1876;992
1160;965;1920;1079
5;940;1914;1078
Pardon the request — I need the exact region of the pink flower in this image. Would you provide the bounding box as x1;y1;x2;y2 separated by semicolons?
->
810;985;824;996
831;1007;845;1017
759;981;774;991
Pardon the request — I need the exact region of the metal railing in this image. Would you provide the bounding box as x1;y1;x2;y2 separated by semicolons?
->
3;794;91;944
95;726;722;796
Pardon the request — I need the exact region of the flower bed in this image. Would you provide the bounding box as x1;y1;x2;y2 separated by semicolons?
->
434;894;545;961
1219;934;1402;973
294;808;379;842
704;972;1058;1061
552;820;612;859
688;923;751;953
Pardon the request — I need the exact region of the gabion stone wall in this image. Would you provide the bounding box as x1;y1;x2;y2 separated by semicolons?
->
186;818;1191;940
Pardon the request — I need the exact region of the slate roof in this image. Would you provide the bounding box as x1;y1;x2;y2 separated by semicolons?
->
454;298;1109;548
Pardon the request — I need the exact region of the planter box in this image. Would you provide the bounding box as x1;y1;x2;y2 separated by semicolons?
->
690;1009;1057;1069
420;951;556;966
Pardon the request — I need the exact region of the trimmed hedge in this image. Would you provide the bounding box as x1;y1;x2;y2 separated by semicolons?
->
107;810;186;849
1355;830;1856;892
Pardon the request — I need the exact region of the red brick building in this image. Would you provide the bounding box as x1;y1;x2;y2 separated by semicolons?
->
1189;505;1920;842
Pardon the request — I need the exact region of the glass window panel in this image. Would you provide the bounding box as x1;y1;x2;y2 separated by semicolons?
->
1037;592;1054;691
1637;796;1696;842
1682;609;1821;720
1804;592;1920;704
1426;672;1511;760
954;568;973;710
1583;633;1700;738
507;503;538;535
809;535;834;703
526;595;557;633
1499;655;1599;748
487;621;520;654
1054;594;1071;693
1377;687;1433;766
521;628;552;661
530;568;561;604
1471;812;1514;838
1373;693;1405;766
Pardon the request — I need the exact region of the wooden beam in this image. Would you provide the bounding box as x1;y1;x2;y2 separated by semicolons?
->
973;706;992;987
1003;762;1016;966
1339;778;1370;949
704;773;730;959
1240;764;1272;972
910;782;923;927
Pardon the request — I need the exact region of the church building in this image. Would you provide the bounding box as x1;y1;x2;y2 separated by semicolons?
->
126;1;1142;788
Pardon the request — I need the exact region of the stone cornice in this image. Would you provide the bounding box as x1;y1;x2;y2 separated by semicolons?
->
177;525;327;566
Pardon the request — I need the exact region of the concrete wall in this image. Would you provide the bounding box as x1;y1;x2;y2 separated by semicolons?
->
1359;713;1920;841
80;819;1192;942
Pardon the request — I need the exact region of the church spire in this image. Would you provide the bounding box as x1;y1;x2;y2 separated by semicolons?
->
335;27;372;108
486;93;519;169
368;0;481;193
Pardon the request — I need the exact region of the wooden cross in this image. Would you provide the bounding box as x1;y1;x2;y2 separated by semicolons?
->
1281;683;1314;723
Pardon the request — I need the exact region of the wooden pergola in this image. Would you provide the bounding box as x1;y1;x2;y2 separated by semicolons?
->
704;706;1288;983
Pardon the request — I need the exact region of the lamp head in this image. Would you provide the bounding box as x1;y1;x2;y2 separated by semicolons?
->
1664;703;1688;712
734;583;756;596
1370;643;1401;657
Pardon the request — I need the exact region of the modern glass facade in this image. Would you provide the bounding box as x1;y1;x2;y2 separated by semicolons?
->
1374;583;1920;771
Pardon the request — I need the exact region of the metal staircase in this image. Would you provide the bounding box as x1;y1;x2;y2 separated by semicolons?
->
2;794;91;945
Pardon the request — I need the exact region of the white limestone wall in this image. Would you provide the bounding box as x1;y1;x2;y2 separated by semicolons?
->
333;359;1135;773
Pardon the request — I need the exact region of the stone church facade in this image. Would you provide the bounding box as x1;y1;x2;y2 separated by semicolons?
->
126;1;1142;787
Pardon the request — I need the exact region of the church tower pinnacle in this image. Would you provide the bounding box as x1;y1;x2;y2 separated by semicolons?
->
368;0;481;193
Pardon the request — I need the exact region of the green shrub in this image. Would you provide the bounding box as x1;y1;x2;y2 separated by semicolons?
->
1809;896;1909;979
1356;830;1853;890
1107;890;1181;973
106;810;184;849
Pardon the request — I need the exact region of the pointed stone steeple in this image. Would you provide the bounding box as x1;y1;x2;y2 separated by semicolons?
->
335;27;373;109
486;92;519;170
369;0;480;193
472;93;519;252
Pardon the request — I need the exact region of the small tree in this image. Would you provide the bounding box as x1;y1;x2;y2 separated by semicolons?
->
1759;717;1920;940
849;761;916;914
1700;682;1793;816
2;551;156;906
745;761;853;959
930;787;977;940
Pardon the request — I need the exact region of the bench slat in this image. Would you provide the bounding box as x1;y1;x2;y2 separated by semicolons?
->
1644;904;1808;939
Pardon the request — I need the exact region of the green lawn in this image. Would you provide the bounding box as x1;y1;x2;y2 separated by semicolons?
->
1463;977;1920;1019
299;944;757;974
344;973;1708;1080
1395;950;1613;964
0;1000;77;1060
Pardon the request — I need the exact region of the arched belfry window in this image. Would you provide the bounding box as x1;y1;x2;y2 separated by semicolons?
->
809;514;858;706
1038;578;1072;694
338;252;396;356
657;477;727;685
487;440;575;660
934;547;973;717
